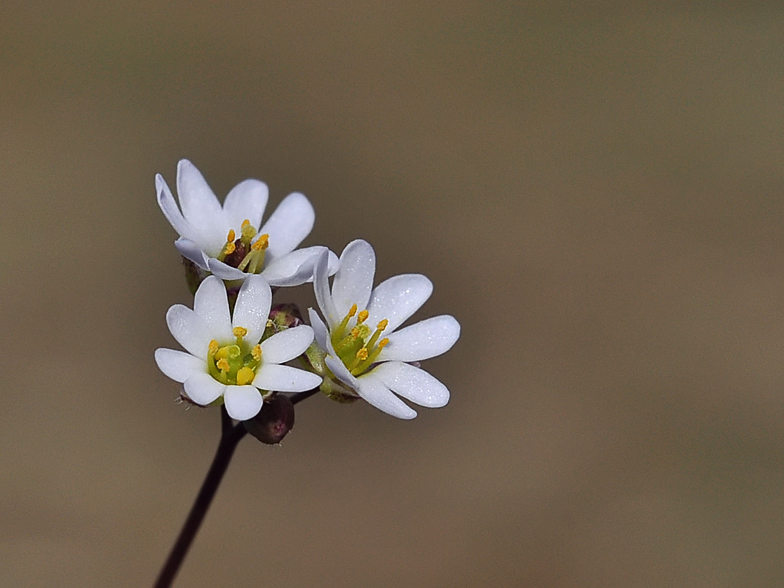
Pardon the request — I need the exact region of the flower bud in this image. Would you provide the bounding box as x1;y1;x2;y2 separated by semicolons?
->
243;394;296;444
182;258;209;296
319;376;360;404
269;303;303;330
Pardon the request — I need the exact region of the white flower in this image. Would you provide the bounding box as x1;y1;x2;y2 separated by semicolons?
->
155;275;322;420
156;159;337;287
308;240;460;419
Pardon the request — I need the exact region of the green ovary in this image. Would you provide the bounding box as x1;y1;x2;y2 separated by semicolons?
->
330;304;390;377
207;326;262;385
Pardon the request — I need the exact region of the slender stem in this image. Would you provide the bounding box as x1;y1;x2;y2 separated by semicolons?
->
153;388;319;588
153;406;246;588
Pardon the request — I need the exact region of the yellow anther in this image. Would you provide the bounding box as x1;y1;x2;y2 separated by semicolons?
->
377;319;388;331
348;304;358;317
356;348;369;361
252;234;269;251
208;340;219;355
350;327;361;339
357;310;369;324
378;338;389;348
236;366;255;386
252;344;262;361
233;326;248;338
217;231;237;261
241;219;250;228
216;358;230;372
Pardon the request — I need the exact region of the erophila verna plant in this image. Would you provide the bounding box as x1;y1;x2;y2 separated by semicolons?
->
152;159;460;587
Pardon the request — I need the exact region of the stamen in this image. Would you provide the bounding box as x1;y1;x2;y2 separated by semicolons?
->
216;230;238;261
364;318;389;352
347;347;369;373
233;326;248;339
252;344;262;361
332;304;359;343
236;366;255;386
252;234;269;251
217;358;230;372
236;233;270;274
352;338;390;375
357;310;369;324
208;340;219;356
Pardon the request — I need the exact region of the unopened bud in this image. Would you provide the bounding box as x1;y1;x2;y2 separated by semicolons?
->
243;394;295;444
182;258;210;296
269;303;303;330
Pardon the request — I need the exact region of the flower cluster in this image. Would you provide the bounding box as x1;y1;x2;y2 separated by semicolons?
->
155;160;460;427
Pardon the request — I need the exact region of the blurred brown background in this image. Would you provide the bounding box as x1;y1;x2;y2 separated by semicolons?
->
2;2;784;587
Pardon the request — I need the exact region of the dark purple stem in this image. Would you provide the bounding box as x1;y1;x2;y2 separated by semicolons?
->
152;389;317;588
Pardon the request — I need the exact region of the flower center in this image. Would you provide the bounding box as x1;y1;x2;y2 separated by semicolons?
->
207;326;262;385
216;219;270;274
330;304;389;376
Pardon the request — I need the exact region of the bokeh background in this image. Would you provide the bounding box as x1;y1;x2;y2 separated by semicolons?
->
2;2;784;587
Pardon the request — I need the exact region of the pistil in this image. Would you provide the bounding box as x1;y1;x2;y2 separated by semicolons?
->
205;327;261;386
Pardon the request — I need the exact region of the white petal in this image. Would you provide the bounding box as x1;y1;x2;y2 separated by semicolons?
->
166;305;213;360
207;258;248;281
259;192;315;259
332;239;375;317
325;249;340;277
260;325;314;364
176;159;228;248
313;250;338;326
370;362;449;408
155;348;205;383
378;315;460;362
175;237;210;270
232;274;271;343
261;246;324;287
223;179;268;231
308;308;330;351
193;276;233;342
184;372;226;406
224;385;263;420
366;274;433;333
355;372;418;419
156;174;193;239
252;364;322;392
325;355;360;390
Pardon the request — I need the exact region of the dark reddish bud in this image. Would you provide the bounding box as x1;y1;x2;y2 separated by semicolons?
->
243;394;296;444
